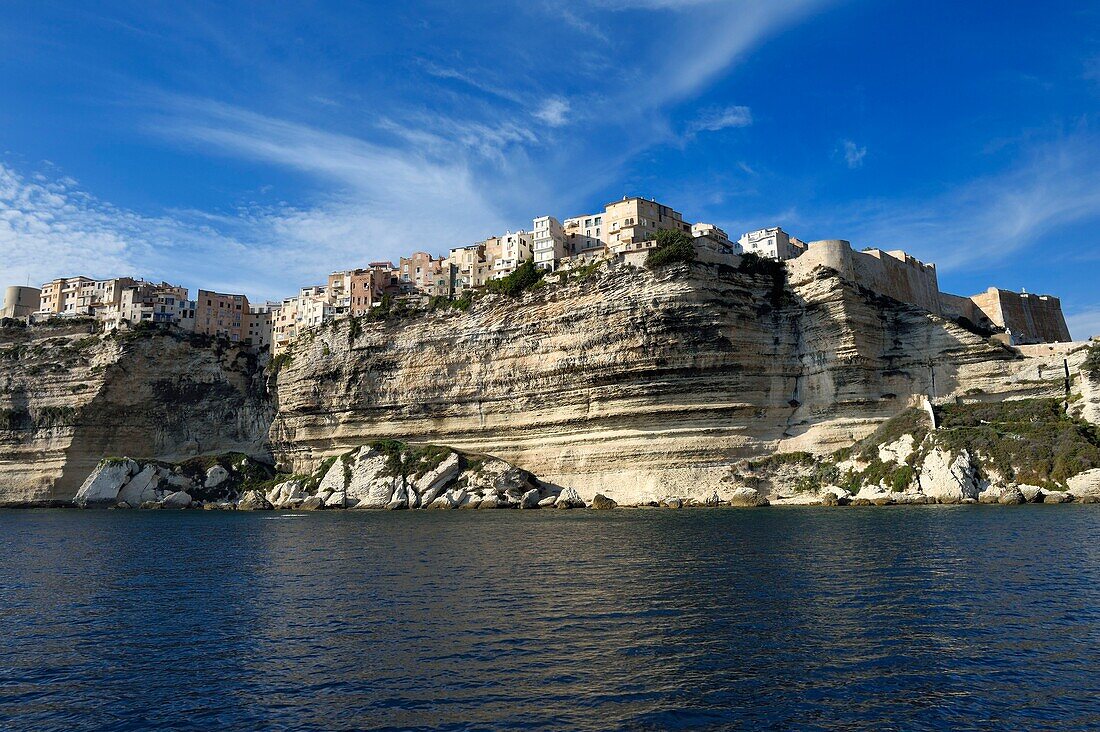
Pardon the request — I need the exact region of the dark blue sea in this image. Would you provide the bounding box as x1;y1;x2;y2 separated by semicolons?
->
1;506;1098;731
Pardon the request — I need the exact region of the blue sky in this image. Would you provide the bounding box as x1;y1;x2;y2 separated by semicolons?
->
1;1;1099;336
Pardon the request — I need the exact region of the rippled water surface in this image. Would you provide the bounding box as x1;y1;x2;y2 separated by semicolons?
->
1;507;1099;731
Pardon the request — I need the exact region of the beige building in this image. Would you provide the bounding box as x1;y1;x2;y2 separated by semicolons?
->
563;213;605;258
101;282;191;330
38;276;95;315
400;252;453;296
738;227;806;260
195;290;250;343
692;223;733;247
1;286;41;319
447;244;493;291
272;286;336;354
604;197;692;255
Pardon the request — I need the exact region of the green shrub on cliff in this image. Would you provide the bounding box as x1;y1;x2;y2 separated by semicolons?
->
486;259;544;297
932;398;1100;487
645;229;696;268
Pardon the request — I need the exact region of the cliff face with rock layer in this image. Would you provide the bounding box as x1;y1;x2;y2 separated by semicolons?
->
3;259;1093;508
270;259;1087;505
0;323;272;505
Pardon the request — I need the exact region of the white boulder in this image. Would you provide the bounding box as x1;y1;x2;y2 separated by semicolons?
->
237;490;273;510
917;448;979;503
555;487;585;508
323;490;347;508
386;485;409;510
74;459;137;507
878;434;915;465
410;452;461;497
316;458;349;495
520;488;541;509
117;464;160;507
161;491;192;508
345;448;399;508
267;480;306;508
1068;469;1100;500
728;487;768;507
204;464;230;489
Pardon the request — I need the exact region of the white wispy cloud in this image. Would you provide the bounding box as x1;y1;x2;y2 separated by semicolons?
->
688;105;752;134
829;132;1100;272
840;139;866;168
534;97;571;127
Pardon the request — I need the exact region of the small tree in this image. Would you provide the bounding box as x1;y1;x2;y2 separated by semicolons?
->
645;228;696;268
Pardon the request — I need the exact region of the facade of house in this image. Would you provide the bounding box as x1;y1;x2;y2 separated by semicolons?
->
38;276;95;315
247;303;279;350
532;216;567;271
447;244;492;291
195;290;250;343
737;227;807;260
492;231;533;279
400;252;452;297
604;197;692;255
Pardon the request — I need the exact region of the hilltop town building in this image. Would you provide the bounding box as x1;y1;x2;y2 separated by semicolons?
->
533;216;567;271
738;227;806;260
605;197;692;255
247;303;278;350
448;244;493;290
195;290;249;343
13;193;1076;352
100;283;192;330
1;286;41;319
493;231;533;279
38;276;95;315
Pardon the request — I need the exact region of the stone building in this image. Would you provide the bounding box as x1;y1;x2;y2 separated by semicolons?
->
492;231;533;279
965;288;1071;344
787;239;942;316
247;303;279;351
1;286;41;319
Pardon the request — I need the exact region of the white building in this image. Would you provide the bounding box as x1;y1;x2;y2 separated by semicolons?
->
532;216;567;271
492;230;533;279
248;303;279;351
737;227;806;260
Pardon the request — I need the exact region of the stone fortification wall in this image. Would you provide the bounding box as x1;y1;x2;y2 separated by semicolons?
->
786;239;942;314
969;288;1072;344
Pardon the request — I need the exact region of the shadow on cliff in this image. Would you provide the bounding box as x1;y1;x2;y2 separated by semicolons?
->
52;331;276;500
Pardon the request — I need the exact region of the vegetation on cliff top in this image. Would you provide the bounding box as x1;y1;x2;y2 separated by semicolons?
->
751;398;1100;493
485;259;545;297
645;229;697;268
932;398;1100;487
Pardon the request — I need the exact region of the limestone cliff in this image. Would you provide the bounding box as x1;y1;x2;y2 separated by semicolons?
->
0;322;272;505
270;259;1084;505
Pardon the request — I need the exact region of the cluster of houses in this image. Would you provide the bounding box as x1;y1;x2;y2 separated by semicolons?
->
1;194;1076;354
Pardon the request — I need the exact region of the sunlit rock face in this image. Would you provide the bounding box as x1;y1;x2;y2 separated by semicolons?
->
271;259;1068;505
0;324;272;505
